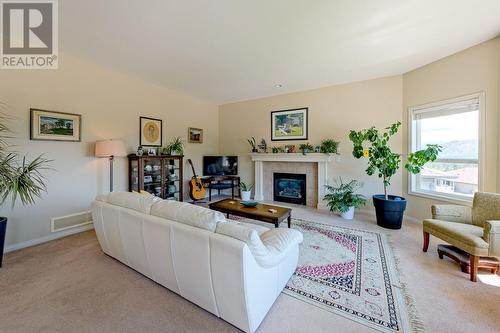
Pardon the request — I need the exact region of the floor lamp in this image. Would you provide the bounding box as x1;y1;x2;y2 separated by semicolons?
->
95;139;127;192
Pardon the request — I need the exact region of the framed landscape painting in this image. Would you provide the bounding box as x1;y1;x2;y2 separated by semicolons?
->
188;127;203;143
30;109;81;142
271;107;308;141
140;116;162;147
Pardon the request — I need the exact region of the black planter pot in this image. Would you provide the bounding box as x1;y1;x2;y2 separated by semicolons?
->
372;195;407;230
0;217;6;267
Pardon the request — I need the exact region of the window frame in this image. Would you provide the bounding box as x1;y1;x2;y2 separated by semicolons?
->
407;92;485;204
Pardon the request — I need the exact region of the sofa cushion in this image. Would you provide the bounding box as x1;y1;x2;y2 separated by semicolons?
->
235;222;270;236
96;191;161;214
216;222;303;268
151;200;226;232
423;219;489;249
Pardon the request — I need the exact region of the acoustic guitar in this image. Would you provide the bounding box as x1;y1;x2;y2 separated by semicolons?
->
187;159;206;201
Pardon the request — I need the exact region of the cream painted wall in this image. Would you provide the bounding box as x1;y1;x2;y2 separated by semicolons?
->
2;38;499;251
402;37;500;220
0;53;219;249
219;76;404;209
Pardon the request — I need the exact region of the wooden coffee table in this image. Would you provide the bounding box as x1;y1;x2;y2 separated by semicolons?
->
209;199;292;228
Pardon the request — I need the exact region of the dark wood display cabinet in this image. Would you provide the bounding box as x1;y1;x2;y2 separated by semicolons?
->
128;154;183;201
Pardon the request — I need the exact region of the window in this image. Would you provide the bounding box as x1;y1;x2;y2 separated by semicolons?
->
409;94;482;202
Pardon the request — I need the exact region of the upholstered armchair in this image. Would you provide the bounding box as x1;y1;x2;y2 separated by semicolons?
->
422;192;500;282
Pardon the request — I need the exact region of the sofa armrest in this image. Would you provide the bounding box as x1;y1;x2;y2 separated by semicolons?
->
484;220;500;257
431;204;472;224
258;228;303;268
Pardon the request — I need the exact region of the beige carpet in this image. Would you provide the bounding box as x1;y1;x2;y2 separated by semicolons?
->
1;203;499;333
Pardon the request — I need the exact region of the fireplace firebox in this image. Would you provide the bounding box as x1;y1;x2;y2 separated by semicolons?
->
273;173;306;205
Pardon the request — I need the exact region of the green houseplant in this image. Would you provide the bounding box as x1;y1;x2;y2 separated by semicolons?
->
247;137;258;153
240;182;253;201
0;111;51;266
349;121;441;229
167;137;184;155
299;143;314;155
320;139;340;155
324;178;366;220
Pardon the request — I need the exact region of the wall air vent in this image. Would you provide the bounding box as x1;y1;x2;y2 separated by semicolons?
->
51;211;93;233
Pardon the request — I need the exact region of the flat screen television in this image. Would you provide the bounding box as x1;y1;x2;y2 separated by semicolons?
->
203;156;238;176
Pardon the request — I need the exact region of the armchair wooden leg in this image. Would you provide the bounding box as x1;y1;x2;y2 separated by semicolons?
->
470;255;478;282
422;231;430;252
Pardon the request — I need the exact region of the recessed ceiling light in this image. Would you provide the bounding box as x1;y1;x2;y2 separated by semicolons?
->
274;84;283;88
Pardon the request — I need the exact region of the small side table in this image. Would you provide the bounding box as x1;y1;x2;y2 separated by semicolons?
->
437;244;499;274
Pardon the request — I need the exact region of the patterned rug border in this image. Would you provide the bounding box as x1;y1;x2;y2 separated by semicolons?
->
283;218;425;333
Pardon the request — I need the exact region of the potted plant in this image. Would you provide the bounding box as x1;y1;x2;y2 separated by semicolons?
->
299;143;314;155
349;121;441;229
240;182;253;201
320;139;340;155
324;178;366;220
167;137;184;155
0;112;51;267
247;137;258;153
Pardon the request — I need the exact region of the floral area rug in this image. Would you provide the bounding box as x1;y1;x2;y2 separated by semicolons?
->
283;219;423;333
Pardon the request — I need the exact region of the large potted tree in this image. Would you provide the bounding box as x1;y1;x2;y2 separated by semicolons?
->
0;111;51;266
349;121;440;229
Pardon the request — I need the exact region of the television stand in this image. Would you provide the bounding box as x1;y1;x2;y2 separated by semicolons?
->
202;175;240;201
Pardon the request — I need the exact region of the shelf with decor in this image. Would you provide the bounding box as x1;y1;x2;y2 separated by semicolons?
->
128;154;183;201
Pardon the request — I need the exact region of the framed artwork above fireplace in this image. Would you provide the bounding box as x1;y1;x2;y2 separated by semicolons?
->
271;107;308;141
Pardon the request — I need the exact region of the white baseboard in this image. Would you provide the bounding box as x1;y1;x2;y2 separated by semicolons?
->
356;208;420;224
5;223;95;253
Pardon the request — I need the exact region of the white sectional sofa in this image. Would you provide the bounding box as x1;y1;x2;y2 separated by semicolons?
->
91;192;303;333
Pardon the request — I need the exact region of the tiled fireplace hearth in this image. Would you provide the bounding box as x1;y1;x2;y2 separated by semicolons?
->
250;153;333;209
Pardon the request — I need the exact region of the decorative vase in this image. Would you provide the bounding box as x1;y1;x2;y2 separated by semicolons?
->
340;207;355;220
302;149;308;155
252;148;258;153
137;148;144;156
241;191;251;201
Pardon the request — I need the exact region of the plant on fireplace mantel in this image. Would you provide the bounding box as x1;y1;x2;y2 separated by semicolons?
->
298;143;314;155
349;121;441;229
324;178;366;220
320;139;340;155
247;137;258;153
0;109;52;267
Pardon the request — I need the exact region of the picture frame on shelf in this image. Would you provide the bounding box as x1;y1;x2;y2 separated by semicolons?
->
147;148;156;156
30;108;81;142
140;116;162;147
188;127;203;143
271;107;308;141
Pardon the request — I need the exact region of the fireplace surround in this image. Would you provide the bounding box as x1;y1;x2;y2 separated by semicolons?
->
250;153;333;209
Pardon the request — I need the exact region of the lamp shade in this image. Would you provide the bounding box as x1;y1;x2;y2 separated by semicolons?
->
95;139;127;157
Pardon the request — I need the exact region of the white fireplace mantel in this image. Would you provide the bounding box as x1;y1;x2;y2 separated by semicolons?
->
250;153;334;209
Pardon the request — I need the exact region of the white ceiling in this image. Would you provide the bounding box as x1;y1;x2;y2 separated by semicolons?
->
61;0;500;104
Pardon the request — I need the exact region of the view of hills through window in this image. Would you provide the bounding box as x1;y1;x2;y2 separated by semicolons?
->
416;110;479;197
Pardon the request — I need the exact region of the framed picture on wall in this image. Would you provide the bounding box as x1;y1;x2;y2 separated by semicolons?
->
188;127;203;143
30;109;81;142
140;116;162;147
271;107;308;141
